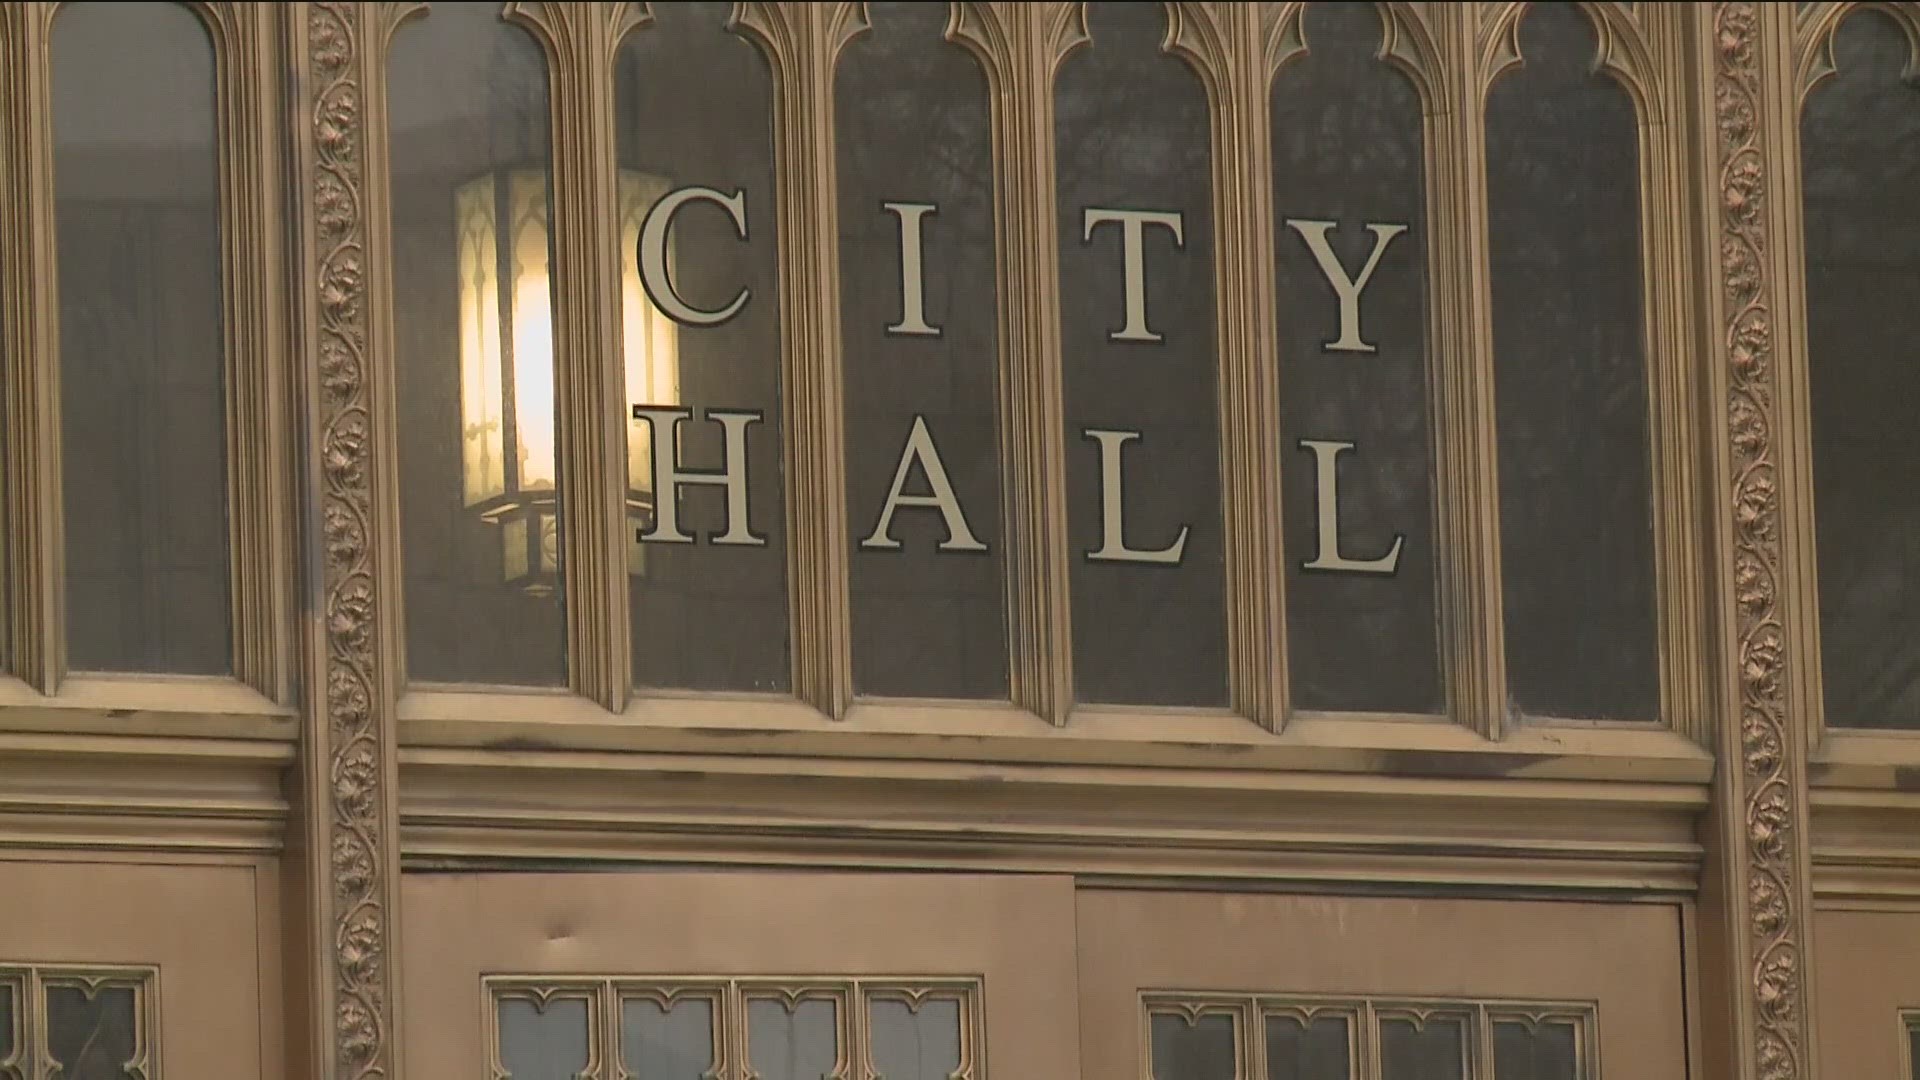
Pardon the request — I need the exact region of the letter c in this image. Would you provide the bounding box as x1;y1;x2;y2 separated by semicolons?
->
639;185;751;326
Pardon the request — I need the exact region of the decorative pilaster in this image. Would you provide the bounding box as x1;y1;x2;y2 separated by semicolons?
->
731;2;865;720
0;3;66;694
506;2;652;715
949;2;1082;725
1697;3;1821;1077
290;4;411;1078
1164;3;1289;731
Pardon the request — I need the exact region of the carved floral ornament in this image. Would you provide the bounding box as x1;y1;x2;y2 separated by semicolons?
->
1713;3;1816;1079
306;4;396;1079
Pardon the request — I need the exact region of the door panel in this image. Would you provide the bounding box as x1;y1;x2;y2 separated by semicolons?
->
0;858;273;1080
402;871;1081;1080
1814;908;1920;1079
1076;891;1688;1080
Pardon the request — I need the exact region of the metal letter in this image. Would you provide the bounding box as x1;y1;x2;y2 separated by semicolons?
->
639;186;751;326
1284;219;1408;353
861;415;986;551
883;201;939;336
1082;207;1185;343
633;406;766;546
1085;429;1189;564
1298;438;1402;574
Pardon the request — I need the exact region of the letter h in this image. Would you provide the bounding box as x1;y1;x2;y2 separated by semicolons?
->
631;406;767;546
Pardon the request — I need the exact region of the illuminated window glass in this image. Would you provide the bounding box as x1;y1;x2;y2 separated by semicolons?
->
389;1;567;685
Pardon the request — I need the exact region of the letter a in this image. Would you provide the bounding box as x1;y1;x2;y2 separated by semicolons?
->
861;415;987;552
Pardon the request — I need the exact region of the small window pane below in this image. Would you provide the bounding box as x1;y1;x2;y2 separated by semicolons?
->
1266;1014;1353;1080
497;997;591;1080
869;996;961;1080
46;985;138;1080
1493;1020;1579;1080
0;980;15;1062
1379;1016;1465;1080
1150;1013;1237;1080
747;998;839;1080
622;996;716;1080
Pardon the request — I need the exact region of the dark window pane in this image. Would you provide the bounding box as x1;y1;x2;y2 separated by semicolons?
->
497;996;591;1080
620;3;790;692
747;998;839;1080
1057;1;1228;706
54;1;231;674
0;980;15;1061
869;996;962;1080
1486;3;1659;721
46;985;139;1080
1266;1013;1353;1080
1273;2;1442;714
1150;1013;1237;1080
1802;9;1920;729
1379;1016;1465;1080
390;1;567;685
1493;1019;1579;1080
622;996;716;1080
839;3;1008;699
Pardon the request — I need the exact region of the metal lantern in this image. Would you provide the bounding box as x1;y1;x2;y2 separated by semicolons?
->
456;168;679;593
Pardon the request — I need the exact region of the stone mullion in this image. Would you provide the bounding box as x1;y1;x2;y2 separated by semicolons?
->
950;3;1080;725
206;3;302;707
289;4;411;1079
0;2;66;694
1424;4;1507;740
508;2;645;714
1168;3;1289;731
1638;4;1717;748
732;2;862;719
1693;3;1822;1079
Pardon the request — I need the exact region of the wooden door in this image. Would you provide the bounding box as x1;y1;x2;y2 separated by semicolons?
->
1814;908;1920;1079
1076;891;1691;1080
0;857;276;1079
402;871;1081;1080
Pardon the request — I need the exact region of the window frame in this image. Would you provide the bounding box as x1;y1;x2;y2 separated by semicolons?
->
0;1;298;716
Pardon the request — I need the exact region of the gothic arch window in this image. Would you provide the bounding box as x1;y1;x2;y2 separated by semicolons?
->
1799;3;1920;729
1055;1;1228;708
617;1;789;693
837;3;1008;701
387;1;568;686
1484;2;1661;723
52;1;232;675
1271;2;1443;717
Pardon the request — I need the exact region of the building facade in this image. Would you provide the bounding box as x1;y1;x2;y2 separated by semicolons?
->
0;1;1916;1077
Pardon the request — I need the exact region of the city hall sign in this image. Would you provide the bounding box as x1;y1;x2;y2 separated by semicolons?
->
630;185;1406;577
